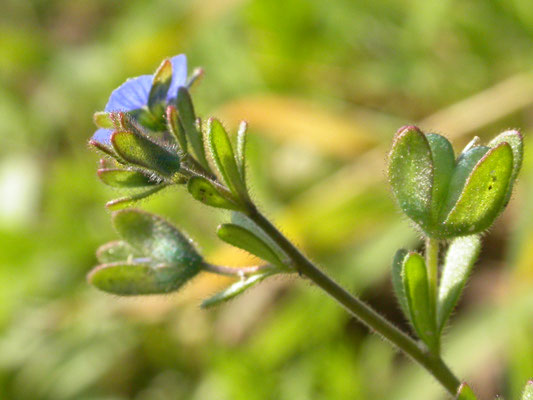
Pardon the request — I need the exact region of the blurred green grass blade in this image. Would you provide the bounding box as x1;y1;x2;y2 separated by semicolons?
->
437;235;481;332
391;249;410;321
444;143;513;234
187;176;242;210
97;168;159;188
148;59;172;114
112;209;202;267
111;131;180;178
402;252;437;350
96;240;140;263
201;271;277;308
217;223;284;267
456;382;478;399
176;87;208;169
207;118;248;200
105;185;167;211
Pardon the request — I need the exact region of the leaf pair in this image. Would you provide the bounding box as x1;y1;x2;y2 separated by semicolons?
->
392;235;480;350
388;126;522;238
88;209;203;295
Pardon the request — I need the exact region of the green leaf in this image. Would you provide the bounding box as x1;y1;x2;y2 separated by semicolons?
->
187;176;243;210
402;252;437;350
201;271;277;308
489;130;523;205
437;235;481;332
456;382;478;400
166;105;188;152
93;111;114;129
105;185;167;211
388;126;433;229
97;168;159;188
217;224;284;267
112;209;203;269
176;87;208;169
391;249;410;320
111;131;180;178
236;121;248;182
148;59;172;114
443;143;513;235
96;240;140;263
522;381;533;400
87;262;193;295
426;134;455;224
207;118;249;201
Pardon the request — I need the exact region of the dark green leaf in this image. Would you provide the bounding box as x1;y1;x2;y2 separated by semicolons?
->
443;143;513;235
166;105;188;151
112;209;203;268
207;118;248;201
437;235;481;332
388;126;433;228
111;131;180;178
87;262;194;295
176;87;208;168
402;252;437;350
97;168;159;188
187;176;242;210
426;134;455;224
217;224;284;267
148;59;172;114
201;271;277;308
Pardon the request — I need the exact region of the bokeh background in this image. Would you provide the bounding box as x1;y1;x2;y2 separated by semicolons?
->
1;0;533;399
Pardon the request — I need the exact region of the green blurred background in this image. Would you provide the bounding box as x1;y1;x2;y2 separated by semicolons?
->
1;0;533;399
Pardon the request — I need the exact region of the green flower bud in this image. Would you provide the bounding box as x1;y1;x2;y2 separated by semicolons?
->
388;126;522;238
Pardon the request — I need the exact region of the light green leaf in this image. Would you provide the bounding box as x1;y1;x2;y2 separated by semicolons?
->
87;262;193;295
217;223;284;267
207;118;249;201
148;59;172;114
97;168;159;188
96;240;140;263
111;131;180;178
522;381;533;400
105;185;167;211
402;252;437;350
391;249;410;320
426;134;455;224
456;382;478;400
489;130;523;205
93;111;114;129
176;87;208;169
201;271;277;308
166;105;188;151
112;209;202;271
388;126;433;229
236;121;248;182
444;143;513;235
437;235;481;332
187;176;242;210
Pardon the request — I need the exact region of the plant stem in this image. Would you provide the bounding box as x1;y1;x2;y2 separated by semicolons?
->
426;237;440;354
246;205;460;397
202;262;272;277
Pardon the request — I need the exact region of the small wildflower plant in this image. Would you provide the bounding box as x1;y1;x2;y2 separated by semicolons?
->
88;55;530;399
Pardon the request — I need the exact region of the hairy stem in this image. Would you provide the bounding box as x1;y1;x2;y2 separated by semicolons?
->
426;237;440;355
246;205;460;397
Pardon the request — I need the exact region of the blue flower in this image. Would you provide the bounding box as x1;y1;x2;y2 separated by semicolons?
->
91;54;187;146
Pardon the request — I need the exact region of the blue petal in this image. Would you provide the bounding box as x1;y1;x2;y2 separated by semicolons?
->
167;54;188;102
91;128;113;145
105;75;153;111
